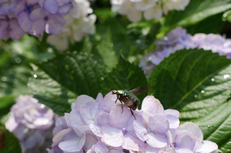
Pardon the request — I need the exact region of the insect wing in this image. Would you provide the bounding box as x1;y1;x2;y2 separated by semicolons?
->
129;87;148;95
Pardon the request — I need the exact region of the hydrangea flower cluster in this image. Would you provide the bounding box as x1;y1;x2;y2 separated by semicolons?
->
49;92;219;152
139;27;231;77
0;0;95;42
47;0;96;51
111;0;190;22
0;0;73;40
5;95;56;152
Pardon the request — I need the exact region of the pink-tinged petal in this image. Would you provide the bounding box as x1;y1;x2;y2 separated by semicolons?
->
149;115;169;133
0;20;8;39
123;133;145;151
100;125;123;147
18;12;32;32
178;122;203;142
90;123;101;137
175;130;196;150
44;0;59;14
133;120;148;141
58;134;86;152
165;114;179;129
100;92;117;112
52;128;72;146
29;18;45;35
72;95;95;111
195;140;218;152
96;112;109;126
30;8;46;21
146;132;168;148
109;105;132;129
141;95;164;115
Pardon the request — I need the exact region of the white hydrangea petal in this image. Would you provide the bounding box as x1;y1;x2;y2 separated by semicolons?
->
134;0;157;11
127;8;142;22
101;125;123;147
144;5;162;20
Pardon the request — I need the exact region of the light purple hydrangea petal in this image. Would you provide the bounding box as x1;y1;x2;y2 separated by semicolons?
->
0;20;8;39
149;115;169;133
18;11;32;32
30;8;47;21
0;0;18;15
52;128;72;146
45;0;59;14
100;92;117;112
175;130;196;151
141;95;164;115
133;120;148;141
80;102;99;124
58;133;86;152
195;140;218;152
122;133;143;151
72;95;95;111
178;122;203;142
29;18;46;35
108;105;132;129
146;132;168;148
58;3;72;14
101;125;124;147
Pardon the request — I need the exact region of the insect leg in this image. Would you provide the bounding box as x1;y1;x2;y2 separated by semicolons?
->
130;109;136;119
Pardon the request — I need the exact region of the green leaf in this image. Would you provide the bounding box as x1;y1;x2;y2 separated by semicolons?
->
222;10;231;22
37;52;107;98
186;13;224;35
69;9;143;68
161;0;231;33
0;127;21;153
102;55;148;103
28;69;75;115
148;49;231;151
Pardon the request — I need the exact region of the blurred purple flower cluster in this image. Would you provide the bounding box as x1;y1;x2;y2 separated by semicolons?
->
5;95;56;152
0;0;73;40
49;92;219;152
139;27;231;77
